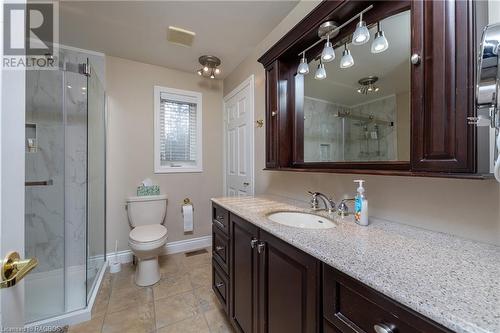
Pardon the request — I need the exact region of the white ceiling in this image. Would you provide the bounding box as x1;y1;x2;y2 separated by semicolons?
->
59;1;299;78
304;11;411;106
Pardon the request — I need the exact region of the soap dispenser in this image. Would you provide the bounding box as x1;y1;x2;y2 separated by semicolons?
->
353;180;369;226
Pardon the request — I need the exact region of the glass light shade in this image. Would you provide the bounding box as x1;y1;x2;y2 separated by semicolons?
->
197;70;202;76
340;49;354;68
315;63;326;80
352;21;370;45
203;66;209;72
215;68;221;74
321;41;335;63
297;57;310;75
371;31;389;53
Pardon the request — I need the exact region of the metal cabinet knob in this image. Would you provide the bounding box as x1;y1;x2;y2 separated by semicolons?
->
215;282;224;288
250;238;258;249
216;215;224;221
271;111;277;117
374;323;396;333
257;242;266;254
215;246;224;252
243;182;250;186
410;53;421;65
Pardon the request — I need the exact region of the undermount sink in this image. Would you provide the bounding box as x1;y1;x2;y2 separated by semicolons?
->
266;211;336;229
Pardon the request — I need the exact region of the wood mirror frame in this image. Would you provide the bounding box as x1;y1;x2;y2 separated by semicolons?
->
258;0;490;179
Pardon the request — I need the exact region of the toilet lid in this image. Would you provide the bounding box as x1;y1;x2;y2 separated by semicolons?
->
129;224;167;243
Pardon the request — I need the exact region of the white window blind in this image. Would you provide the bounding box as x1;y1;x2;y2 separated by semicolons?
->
159;98;197;166
154;86;202;173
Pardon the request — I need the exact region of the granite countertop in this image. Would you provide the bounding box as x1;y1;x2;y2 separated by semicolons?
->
211;195;500;333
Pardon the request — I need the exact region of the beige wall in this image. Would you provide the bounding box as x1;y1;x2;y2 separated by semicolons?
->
107;56;223;252
224;1;500;245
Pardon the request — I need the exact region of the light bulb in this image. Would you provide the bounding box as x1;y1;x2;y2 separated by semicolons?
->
297;53;309;75
371;23;389;53
321;36;335;63
314;61;327;80
215;68;220;74
203;66;209;72
197;70;202;76
340;45;354;68
352;13;370;45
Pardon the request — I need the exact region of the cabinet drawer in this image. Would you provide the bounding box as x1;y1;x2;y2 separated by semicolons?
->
212;259;229;315
323;264;451;333
212;203;229;235
212;225;229;274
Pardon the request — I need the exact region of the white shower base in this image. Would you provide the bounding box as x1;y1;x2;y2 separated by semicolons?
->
25;261;105;327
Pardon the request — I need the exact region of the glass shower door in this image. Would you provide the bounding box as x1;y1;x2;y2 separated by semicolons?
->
86;63;106;300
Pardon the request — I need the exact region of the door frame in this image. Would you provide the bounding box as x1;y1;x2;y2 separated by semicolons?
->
222;75;255;196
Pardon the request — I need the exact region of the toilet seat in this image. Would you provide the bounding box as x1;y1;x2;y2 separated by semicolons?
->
129;224;167;243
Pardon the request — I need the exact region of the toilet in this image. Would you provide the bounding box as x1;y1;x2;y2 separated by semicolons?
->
126;194;168;286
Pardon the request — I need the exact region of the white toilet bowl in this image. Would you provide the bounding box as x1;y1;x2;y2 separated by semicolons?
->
126;195;168;286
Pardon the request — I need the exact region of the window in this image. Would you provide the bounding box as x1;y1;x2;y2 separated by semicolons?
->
154;86;202;173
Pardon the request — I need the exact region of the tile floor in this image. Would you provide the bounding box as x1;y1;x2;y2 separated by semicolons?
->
68;249;234;333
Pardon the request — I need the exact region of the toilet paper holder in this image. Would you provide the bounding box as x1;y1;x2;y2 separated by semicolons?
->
181;198;194;212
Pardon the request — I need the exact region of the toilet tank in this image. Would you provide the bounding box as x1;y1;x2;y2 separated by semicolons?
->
126;194;167;228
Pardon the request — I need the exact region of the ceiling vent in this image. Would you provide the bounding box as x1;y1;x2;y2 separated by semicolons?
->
167;26;195;47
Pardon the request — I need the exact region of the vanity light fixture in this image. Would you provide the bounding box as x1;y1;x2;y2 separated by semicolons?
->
315;59;327;80
352;13;370;45
371;22;389;53
321;35;335;63
340;44;354;69
297;52;310;75
197;55;221;79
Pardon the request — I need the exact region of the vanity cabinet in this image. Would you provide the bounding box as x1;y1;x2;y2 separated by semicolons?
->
228;212;320;333
258;0;487;177
212;203;453;333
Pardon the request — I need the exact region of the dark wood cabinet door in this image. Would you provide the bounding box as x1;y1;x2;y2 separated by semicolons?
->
411;0;476;172
230;214;259;333
265;61;279;168
258;230;320;333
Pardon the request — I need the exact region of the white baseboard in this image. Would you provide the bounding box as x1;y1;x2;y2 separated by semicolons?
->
106;235;212;265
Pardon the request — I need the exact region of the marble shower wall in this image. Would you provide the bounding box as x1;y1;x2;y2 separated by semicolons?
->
304;95;397;162
25;51;89;273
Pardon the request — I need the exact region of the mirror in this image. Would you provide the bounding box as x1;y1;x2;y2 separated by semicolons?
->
298;10;411;163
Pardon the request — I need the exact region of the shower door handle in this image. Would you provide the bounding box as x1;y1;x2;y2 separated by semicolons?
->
0;251;38;289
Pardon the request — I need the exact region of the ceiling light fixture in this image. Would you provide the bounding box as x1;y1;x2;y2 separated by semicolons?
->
297;52;310;75
357;76;380;94
197;55;221;79
340;43;354;69
352;13;370;45
315;59;327;80
321;35;335;63
371;22;389;53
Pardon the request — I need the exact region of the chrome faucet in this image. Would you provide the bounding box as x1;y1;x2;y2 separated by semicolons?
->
337;198;355;217
307;191;336;214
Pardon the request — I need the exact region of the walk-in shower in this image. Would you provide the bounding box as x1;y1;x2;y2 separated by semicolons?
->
24;48;106;324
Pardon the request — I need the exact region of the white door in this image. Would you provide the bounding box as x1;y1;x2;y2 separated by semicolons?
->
1;0;29;327
1;59;28;328
224;76;254;197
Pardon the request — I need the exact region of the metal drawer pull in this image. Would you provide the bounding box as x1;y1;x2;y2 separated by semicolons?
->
215;282;224;288
257;242;266;254
374;323;396;333
250;238;258;249
216;215;224;221
214;220;225;229
215;246;224;252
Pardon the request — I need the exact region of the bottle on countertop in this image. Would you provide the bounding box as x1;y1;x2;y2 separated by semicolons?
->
353;180;369;226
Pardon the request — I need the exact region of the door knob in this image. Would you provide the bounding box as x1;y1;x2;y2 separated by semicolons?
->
0;251;38;289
